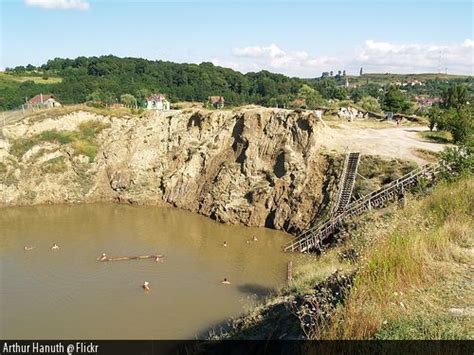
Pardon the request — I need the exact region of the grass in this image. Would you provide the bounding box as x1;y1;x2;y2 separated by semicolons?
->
288;250;353;295
418;130;453;144
323;177;473;339
11;120;110;161
375;314;472;340
344;73;469;86
22;104;150;124
412;148;440;162
353;156;418;197
0;72;62;84
40;156;67;174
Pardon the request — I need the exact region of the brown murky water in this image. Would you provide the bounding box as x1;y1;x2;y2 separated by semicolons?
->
0;204;297;339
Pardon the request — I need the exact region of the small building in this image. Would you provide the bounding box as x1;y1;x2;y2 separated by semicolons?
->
146;93;170;111
208;96;225;109
109;103;125;109
290;98;306;108
26;93;61;109
414;95;440;108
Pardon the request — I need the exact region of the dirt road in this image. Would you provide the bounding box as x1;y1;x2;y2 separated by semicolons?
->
319;125;447;164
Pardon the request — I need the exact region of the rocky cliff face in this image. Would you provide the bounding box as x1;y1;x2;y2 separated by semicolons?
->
0;108;340;234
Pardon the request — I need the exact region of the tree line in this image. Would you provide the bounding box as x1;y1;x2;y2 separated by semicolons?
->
1;55;472;116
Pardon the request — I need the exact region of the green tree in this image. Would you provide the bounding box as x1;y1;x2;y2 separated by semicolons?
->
383;86;411;113
444;106;473;143
357;95;382;113
428;106;445;131
298;84;326;109
441;84;469;110
120;94;137;108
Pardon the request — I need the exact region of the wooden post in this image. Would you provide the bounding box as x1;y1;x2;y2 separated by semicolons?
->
287;261;293;283
398;193;407;208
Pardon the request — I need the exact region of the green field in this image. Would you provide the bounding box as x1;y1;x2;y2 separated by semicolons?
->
346;73;470;86
0;72;62;85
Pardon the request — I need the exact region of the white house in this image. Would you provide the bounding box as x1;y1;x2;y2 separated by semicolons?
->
146;94;170;111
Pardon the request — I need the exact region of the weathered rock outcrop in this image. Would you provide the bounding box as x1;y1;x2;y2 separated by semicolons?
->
0;107;340;233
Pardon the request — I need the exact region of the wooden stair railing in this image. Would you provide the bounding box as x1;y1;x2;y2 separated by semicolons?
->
284;163;441;253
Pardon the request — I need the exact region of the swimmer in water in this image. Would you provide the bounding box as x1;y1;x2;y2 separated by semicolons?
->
24;246;35;251
252;236;258;242
143;281;150;291
221;278;231;285
51;243;59;250
98;252;107;261
223;241;227;247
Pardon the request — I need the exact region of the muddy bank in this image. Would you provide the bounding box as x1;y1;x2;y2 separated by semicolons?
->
0;107;343;234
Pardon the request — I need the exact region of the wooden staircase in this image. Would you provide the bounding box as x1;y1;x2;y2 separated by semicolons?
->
284;163;441;253
332;152;360;216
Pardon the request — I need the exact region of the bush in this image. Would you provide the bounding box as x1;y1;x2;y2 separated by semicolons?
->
440;143;474;181
357;95;382;113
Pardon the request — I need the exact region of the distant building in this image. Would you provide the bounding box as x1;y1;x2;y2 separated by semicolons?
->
110;103;125;109
146;93;170;111
208;96;225;109
408;79;424;87
414;95;440;107
26;93;61;109
291;98;306;108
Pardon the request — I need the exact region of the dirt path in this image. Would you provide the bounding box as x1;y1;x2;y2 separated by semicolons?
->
319;124;447;164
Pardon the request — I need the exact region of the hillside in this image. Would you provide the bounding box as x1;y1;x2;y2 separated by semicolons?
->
347;73;470;86
3;56;473;113
0;56;303;110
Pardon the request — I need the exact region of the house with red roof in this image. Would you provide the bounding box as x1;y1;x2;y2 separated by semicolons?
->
26;93;61;109
146;93;170;111
208;96;225;109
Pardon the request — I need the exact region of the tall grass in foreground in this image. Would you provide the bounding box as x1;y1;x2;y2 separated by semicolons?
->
324;177;473;339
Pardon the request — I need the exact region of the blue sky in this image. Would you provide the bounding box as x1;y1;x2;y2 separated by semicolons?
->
1;0;473;76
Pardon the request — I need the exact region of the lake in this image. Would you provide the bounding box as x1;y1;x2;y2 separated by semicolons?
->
0;204;299;339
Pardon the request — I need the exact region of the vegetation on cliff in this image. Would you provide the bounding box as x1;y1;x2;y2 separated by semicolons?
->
11;120;110;162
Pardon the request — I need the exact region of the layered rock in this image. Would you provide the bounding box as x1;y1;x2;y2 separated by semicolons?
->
0;108;340;233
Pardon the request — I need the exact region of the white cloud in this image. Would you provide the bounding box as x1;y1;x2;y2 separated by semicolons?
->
218;40;474;76
462;39;474;48
233;44;285;59
24;0;90;11
230;44;341;76
356;39;473;74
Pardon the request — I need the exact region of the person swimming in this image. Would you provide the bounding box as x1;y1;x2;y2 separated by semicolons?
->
223;241;227;247
51;243;59;250
252;236;258;242
221;278;231;285
24;246;35;251
142;281;150;291
98;252;108;261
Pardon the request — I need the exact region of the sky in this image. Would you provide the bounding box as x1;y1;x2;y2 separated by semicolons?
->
0;0;473;77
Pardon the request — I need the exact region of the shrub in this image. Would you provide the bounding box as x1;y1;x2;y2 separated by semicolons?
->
40;156;67;174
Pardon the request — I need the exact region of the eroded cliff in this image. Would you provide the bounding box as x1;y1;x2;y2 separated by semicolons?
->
0;107;341;233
